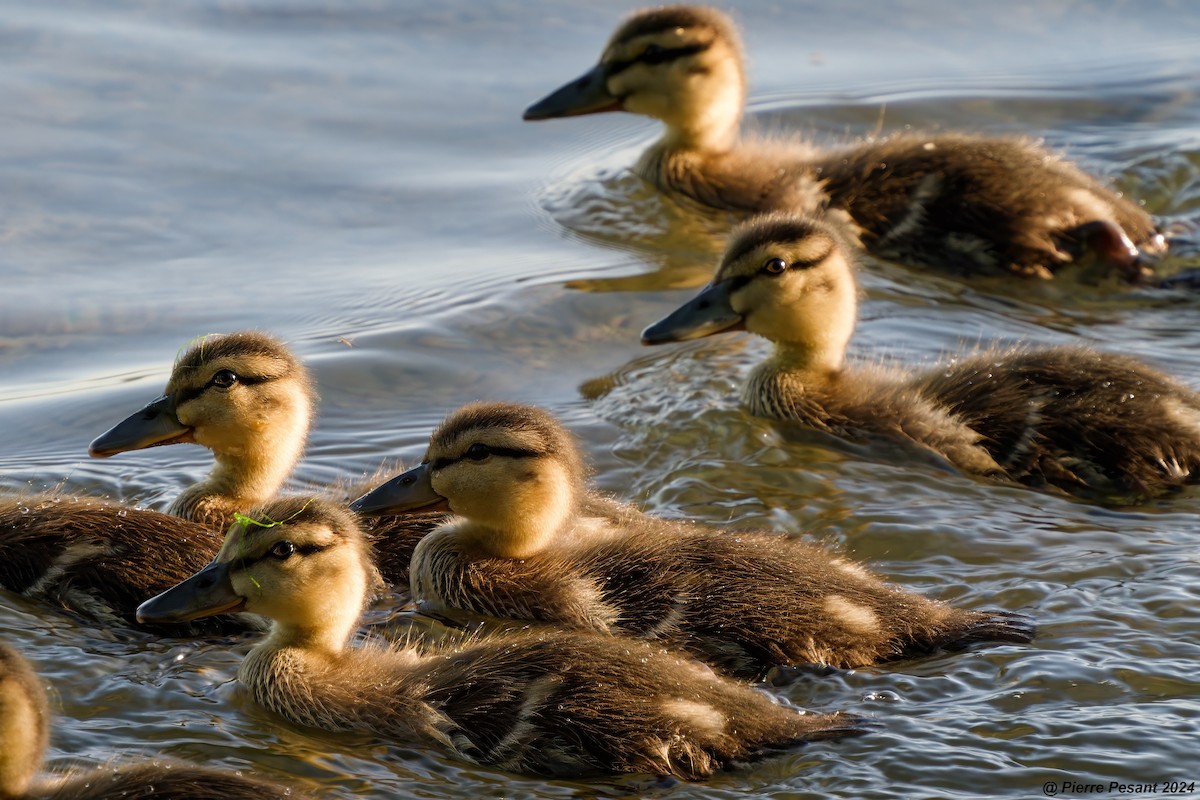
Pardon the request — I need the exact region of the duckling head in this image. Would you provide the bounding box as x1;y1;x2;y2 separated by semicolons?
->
643;213;859;374
89;332;316;510
524;6;745;152
0;643;49;799
137;497;375;652
351;402;585;559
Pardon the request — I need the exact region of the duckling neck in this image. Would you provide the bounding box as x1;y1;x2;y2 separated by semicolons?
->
171;426;307;524
768;341;847;377
660;108;741;154
744;349;845;422
262;618;354;659
457;478;578;560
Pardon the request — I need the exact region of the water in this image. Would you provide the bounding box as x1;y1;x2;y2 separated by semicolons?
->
3;0;1200;797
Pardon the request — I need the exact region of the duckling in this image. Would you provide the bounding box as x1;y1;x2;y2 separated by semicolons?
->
88;331;315;530
0;332;431;631
0;498;245;636
349;402;1033;680
86;330;442;588
0;331;309;633
0;640;300;799
136;497;866;780
524;5;1165;282
642;213;1200;500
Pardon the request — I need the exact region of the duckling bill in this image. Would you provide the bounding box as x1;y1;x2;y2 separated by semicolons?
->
643;213;1200;501
525;5;1165;282
351;402;1033;680
138;497;866;780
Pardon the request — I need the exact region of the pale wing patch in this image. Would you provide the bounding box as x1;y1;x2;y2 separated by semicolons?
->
490;675;560;768
25;541;111;599
875;173;941;249
663;698;726;736
823;594;880;634
829;557;873;582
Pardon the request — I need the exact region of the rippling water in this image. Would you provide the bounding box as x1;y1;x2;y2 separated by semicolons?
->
3;1;1200;797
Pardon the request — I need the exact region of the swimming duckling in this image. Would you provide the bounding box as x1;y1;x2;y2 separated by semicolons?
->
0;640;300;799
136;497;866;780
88;331;315;530
524;5;1164;281
87;330;442;588
0;498;244;635
349;402;1032;679
642;213;1200;500
0;332;429;631
0;332;310;633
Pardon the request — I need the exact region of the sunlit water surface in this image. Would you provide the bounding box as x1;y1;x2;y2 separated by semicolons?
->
3;1;1200;798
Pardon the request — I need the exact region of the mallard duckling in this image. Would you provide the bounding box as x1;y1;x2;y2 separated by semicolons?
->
87;330;442;588
0;640;300;799
0;332;428;631
349;402;1033;679
524;5;1164;281
642;213;1200;500
0;331;310;633
0;498;246;635
88;331;315;530
136;497;865;780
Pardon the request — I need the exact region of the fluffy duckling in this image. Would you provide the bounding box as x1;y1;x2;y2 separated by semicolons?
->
0;332;428;631
0;498;245;635
136;497;865;780
88;331;315;530
524;6;1164;281
349;402;1033;679
87;330;441;588
0;640;299;799
642;214;1200;500
0;332;309;633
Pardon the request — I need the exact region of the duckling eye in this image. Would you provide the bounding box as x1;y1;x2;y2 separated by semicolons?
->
465;443;491;461
762;257;789;275
210;369;238;388
269;541;296;560
641;43;668;64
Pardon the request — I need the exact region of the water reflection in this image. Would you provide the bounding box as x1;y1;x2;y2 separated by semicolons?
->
3;0;1200;797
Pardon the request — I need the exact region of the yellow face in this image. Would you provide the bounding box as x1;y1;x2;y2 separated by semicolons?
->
604;27;723;111
420;404;583;559
166;350;311;458
215;505;367;632
598;19;744;144
427;430;571;555
715;229;846;345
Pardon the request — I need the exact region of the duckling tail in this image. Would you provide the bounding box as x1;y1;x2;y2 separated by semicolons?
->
951;609;1037;647
789;710;878;742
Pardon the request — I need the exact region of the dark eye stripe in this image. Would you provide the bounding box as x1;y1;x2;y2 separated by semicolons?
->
607;41;711;76
233;542;328;571
431;445;542;471
174;373;271;406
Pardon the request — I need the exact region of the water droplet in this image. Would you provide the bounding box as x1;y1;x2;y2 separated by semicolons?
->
862;690;901;703
117;509;128;517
